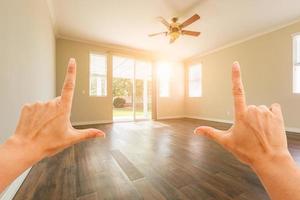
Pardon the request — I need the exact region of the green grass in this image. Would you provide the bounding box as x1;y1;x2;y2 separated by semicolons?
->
113;108;151;117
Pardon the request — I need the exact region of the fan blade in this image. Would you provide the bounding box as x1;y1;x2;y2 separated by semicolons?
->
181;30;201;37
148;32;168;37
180;14;200;28
157;17;170;28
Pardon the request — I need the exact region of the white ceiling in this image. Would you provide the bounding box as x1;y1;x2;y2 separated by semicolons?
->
50;0;300;60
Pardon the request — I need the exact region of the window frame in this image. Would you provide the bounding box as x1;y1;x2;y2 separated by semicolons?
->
293;33;300;94
89;52;108;97
188;64;202;97
157;62;171;97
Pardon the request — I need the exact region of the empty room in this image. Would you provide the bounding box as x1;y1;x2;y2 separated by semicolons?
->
1;0;300;200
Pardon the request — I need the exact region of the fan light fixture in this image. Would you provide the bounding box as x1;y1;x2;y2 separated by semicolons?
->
149;14;201;43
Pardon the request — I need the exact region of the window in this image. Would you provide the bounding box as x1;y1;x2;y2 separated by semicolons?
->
188;64;202;97
89;53;107;96
293;34;300;93
157;62;171;97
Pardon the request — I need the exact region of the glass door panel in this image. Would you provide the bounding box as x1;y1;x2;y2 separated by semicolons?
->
112;56;134;121
135;61;152;120
112;56;152;121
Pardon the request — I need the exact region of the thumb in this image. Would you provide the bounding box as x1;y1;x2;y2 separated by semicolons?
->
194;126;225;145
69;128;105;145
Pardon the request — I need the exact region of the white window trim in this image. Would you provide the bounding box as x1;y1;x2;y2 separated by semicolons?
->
188;64;202;98
157;62;171;97
89;52;108;97
293;34;300;94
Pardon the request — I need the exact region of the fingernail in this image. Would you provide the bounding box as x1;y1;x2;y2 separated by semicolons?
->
233;61;240;68
69;58;76;65
96;131;105;138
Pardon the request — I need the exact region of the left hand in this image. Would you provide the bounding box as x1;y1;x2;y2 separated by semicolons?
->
8;58;105;160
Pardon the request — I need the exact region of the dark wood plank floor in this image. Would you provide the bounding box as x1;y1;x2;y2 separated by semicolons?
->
14;119;300;200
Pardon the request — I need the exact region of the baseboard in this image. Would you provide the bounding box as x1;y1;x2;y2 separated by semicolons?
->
0;168;31;200
184;116;300;134
72;120;113;126
285;127;300;134
157;115;185;120
185;116;233;124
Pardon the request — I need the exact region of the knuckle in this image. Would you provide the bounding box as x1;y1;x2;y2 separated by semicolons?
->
232;86;243;95
86;131;97;139
45;101;52;107
247;105;257;112
275;114;283;121
202;130;210;138
235;114;244;121
22;103;33;112
35;101;43;107
277;116;284;123
68;64;76;73
273;111;283;121
258;105;268;112
272;102;281;108
64;81;75;90
259;105;273;117
22;104;30;110
262;111;269;117
45;101;55;110
55;97;62;106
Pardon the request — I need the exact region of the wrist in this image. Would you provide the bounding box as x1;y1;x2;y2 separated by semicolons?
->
251;152;296;175
4;135;45;166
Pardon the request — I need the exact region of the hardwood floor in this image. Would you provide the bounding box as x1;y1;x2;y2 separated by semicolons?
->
14;119;300;200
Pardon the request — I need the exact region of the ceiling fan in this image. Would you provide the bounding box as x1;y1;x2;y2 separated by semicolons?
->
149;14;201;43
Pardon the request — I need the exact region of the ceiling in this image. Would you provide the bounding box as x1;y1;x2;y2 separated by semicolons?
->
49;0;300;60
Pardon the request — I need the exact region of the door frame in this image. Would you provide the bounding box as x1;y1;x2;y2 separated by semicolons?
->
111;54;155;122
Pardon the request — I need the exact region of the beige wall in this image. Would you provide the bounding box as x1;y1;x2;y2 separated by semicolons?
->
56;39;114;124
0;0;56;142
0;0;55;197
157;62;185;119
56;38;185;123
184;21;300;130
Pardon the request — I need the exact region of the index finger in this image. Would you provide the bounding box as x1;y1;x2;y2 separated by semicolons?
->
61;58;77;112
232;61;246;118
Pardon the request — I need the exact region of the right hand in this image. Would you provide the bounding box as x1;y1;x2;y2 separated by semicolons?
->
194;62;292;168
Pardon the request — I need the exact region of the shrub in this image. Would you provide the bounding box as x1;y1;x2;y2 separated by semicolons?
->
113;97;126;108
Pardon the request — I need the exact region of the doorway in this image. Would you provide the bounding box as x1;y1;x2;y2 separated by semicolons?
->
112;56;152;121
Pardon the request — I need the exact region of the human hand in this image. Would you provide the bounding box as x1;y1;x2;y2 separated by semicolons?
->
7;58;105;161
194;62;291;168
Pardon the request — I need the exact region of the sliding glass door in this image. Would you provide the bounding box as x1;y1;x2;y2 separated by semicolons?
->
112;56;152;121
135;61;152;120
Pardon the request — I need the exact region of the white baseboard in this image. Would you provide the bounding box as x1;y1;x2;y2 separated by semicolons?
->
184;115;300;134
285;127;300;134
0;168;31;200
185;116;234;124
72;120;113;126
157;115;185;120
